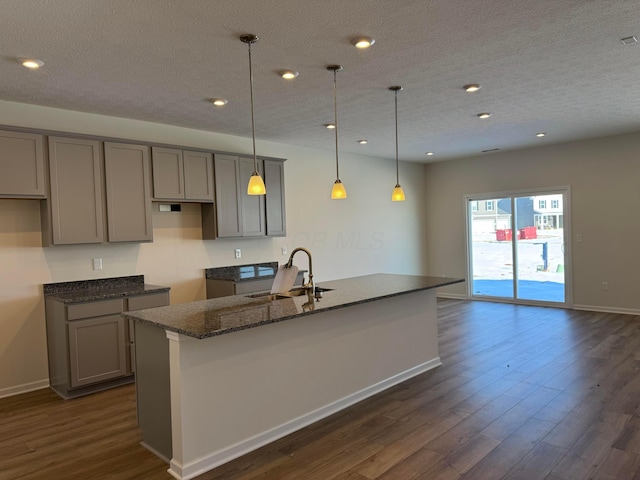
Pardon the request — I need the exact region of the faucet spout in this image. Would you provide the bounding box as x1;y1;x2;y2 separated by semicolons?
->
286;247;314;294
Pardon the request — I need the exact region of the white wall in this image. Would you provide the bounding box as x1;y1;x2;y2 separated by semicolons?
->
425;132;640;313
0;100;428;397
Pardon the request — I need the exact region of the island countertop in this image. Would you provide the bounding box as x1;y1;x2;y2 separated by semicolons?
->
123;273;464;339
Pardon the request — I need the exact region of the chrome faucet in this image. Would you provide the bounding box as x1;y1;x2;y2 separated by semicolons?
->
286;247;314;295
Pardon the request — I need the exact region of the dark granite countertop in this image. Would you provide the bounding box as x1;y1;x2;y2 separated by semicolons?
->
123;273;464;339
44;275;170;304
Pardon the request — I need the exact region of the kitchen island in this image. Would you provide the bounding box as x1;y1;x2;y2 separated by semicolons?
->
123;273;463;480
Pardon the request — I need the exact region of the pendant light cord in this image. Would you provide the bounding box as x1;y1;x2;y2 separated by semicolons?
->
248;40;258;173
333;69;340;180
394;89;399;185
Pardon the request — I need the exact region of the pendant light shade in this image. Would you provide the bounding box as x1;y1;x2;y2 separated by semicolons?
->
328;65;347;200
240;34;266;196
390;86;405;202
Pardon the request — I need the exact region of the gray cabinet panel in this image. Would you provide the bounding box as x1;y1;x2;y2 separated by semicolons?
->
214;154;242;237
0;130;45;198
104;142;153;242
264;159;286;236
67;298;124;321
184;150;214;201
48;137;104;245
68;314;127;388
239;157;266;237
152;147;184;200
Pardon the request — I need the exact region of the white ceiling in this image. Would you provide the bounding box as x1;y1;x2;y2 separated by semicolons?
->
3;0;640;163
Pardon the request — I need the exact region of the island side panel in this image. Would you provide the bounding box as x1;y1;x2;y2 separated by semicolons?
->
167;288;439;479
135;321;172;461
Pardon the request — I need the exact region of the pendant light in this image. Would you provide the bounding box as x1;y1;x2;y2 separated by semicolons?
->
240;34;266;195
390;86;406;202
328;65;347;199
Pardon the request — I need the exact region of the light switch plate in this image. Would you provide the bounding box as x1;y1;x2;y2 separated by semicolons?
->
235;249;241;259
92;258;103;270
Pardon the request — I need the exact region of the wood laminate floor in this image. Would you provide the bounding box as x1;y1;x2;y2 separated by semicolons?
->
3;299;640;479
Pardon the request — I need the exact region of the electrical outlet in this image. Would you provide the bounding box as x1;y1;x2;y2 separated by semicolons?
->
281;246;288;256
602;282;608;291
92;258;103;271
576;233;583;243
235;249;241;259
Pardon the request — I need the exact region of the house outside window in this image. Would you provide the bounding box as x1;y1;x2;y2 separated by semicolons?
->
486;200;494;211
551;199;559;209
538;199;547;209
471;201;478;211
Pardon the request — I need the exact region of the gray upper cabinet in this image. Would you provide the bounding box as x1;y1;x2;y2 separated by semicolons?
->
239;157;266;237
0;130;46;198
46;137;104;245
152;147;213;202
264;159;286;236
210;153;242;237
183;150;214;201
43;137;153;246
104;142;153;242
202;154;284;239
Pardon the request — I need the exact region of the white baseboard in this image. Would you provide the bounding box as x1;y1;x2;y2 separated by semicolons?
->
168;358;442;480
437;293;468;300
573;304;640;316
0;379;49;399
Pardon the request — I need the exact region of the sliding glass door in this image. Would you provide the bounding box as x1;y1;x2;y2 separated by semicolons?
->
467;189;570;306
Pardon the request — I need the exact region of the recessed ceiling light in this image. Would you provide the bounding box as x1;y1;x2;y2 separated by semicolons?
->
351;37;375;49
477;112;492;119
621;36;637;45
211;98;228;106
280;70;299;80
324;123;336;129
357;140;368;144
464;84;481;93
21;59;44;69
536;132;546;137
426;152;434;156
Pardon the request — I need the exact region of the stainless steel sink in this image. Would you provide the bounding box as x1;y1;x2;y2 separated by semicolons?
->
247;287;333;301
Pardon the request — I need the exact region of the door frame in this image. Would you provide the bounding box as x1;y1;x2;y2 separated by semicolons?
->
464;186;573;308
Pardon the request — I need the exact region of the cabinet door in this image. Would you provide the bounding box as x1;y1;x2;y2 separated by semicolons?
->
0;130;45;198
48;137;104;244
183;150;214;201
239;157;266;237
264;159;286;236
152;147;184;200
214;154;242;237
104;142;153;242
68;314;127;388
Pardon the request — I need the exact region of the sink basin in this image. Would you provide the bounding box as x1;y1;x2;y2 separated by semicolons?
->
247;287;334;301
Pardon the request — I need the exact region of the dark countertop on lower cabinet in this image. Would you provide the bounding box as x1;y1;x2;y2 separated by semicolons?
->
123;273;464;340
43;275;170;304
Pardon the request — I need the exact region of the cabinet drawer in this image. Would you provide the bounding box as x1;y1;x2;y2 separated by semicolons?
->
128;292;170;311
67;299;124;321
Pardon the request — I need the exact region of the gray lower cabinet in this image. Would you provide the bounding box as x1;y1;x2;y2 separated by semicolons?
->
45;291;169;399
151;147;214;202
0;130;46;198
68;313;127;388
203;154;285;239
42;137;153;246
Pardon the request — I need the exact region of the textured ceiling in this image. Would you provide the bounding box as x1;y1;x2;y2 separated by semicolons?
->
2;0;640;163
